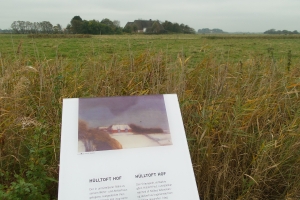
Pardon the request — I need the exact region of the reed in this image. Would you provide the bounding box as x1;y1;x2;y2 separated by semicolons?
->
0;35;299;199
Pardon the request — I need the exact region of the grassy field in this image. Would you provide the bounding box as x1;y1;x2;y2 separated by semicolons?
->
1;34;300;64
0;34;300;199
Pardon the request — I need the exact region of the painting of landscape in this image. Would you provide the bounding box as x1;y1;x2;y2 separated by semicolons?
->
78;95;172;152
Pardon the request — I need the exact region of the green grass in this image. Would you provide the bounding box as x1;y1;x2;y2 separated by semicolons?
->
1;34;300;65
0;34;300;199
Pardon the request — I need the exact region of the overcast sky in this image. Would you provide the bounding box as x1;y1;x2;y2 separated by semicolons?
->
1;0;299;32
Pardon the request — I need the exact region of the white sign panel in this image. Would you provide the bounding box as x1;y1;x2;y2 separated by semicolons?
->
58;94;200;200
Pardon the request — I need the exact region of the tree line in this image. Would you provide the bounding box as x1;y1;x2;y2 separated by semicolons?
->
9;16;195;35
264;29;299;34
198;28;226;34
67;16;122;34
69;16;195;34
160;21;195;34
122;20;194;34
10;21;63;34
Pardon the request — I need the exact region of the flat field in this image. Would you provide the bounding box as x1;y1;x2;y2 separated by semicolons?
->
1;34;300;64
0;34;300;199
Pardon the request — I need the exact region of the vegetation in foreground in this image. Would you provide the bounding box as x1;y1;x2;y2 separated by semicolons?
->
0;34;300;199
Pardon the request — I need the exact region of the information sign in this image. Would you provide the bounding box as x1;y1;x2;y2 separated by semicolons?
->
58;94;200;200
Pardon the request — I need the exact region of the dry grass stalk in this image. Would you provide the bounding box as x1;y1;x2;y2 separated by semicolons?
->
0;49;299;199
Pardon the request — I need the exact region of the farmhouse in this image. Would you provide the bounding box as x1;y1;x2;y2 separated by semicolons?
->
124;19;164;33
108;124;132;133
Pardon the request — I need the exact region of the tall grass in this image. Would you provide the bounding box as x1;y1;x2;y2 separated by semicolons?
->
0;43;300;199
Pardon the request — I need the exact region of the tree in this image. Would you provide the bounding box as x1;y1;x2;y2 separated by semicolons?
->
113;20;120;28
25;21;33;33
100;18;117;34
172;23;181;33
264;29;276;34
18;21;26;34
162;21;173;33
71;16;83;34
81;20;90;34
11;21;19;33
88;20;101;34
33;22;40;33
101;18;114;27
65;24;72;34
123;25;132;33
100;23;114;34
40;21;53;33
53;24;62;34
151;22;158;33
114;27;123;34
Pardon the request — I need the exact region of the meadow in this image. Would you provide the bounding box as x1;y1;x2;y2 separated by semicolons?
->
0;34;300;199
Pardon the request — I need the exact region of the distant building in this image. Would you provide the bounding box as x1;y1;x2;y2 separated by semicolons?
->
108;124;132;133
98;126;108;131
124;19;164;33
